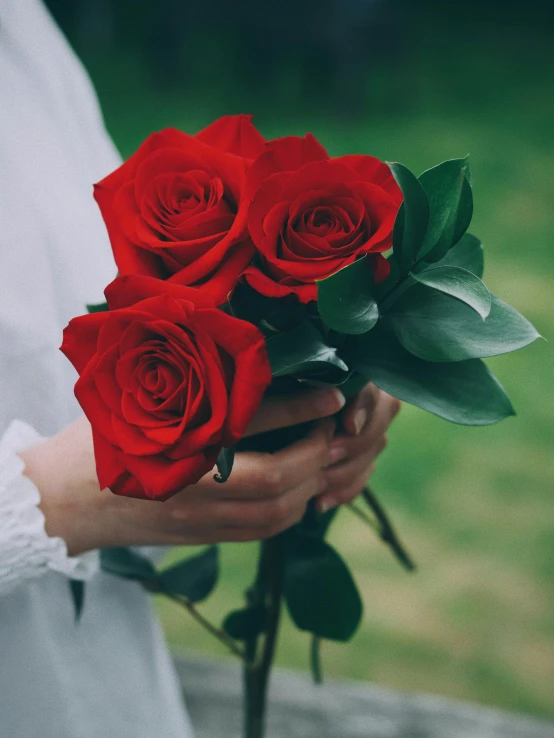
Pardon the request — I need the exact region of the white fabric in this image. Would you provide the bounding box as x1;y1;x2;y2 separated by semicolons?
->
0;420;98;593
0;1;195;736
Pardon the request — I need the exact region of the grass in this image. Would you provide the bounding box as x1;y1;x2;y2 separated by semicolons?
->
77;14;554;720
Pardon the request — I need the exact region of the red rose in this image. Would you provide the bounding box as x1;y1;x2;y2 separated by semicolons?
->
242;134;402;303
94;115;266;305
61;275;271;501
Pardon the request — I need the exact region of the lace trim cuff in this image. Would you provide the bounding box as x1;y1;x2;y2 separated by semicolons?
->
0;420;98;594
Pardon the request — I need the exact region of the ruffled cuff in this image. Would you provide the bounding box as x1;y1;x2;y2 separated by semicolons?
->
0;420;99;595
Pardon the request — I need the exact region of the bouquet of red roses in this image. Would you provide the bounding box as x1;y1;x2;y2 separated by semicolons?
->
61;116;538;738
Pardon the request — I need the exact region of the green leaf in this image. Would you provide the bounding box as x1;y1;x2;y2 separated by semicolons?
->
223;605;267;640
86;301;109;314
300;367;354;389
388;283;540;362
349;329;515;425
431;232;484;278
418;157;473;262
310;635;323;685
317;256;379;335
265;321;349;378
284;533;362;642
410;265;491;319
230;283;308;333
214;446;235;483
159;546;219;602
388;161;430;269
336;372;372;399
100;547;159;586
69;580;85;622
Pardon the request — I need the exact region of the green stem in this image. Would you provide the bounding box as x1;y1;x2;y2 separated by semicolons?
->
362;487;416;571
166;593;248;662
243;535;285;738
379;274;416;312
346;501;380;533
310;635;323;685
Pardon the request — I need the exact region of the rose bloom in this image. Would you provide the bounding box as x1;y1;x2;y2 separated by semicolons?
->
243;134;402;303
61;276;271;500
94;116;266;306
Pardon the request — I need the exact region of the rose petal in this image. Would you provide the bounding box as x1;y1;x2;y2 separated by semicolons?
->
105;276;214;310
196;114;266;159
336;154;402;202
60;312;108;374
124;448;219;500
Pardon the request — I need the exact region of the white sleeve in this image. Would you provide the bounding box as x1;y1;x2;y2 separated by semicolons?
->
0;420;99;596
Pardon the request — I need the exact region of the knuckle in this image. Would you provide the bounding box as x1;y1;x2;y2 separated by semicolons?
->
260;462;283;495
169;504;193;525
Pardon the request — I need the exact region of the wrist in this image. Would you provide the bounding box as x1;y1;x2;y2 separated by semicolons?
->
18;420;109;556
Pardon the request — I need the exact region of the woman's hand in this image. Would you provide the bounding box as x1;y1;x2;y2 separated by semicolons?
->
19;388;345;555
111;419;336;548
317;384;401;513
19;383;398;555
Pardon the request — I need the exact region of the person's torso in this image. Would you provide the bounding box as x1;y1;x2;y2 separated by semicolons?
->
0;3;193;736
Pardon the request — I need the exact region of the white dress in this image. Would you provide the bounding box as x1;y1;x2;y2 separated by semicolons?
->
0;1;195;736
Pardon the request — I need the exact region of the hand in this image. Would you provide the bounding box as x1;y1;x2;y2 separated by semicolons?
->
317;384;401;513
112;418;336;548
19;388;345;555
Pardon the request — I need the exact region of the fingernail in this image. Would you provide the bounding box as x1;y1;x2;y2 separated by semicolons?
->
318;497;338;514
328;445;348;465
353;408;368;436
316;388;346;416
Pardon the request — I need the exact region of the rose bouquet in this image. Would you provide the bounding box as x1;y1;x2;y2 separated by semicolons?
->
61;116;539;738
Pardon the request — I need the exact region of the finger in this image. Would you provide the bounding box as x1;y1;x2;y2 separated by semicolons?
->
317;468;372;513
244;388;345;437
173;490;316;544
200;419;335;501
329;391;399;463
340;383;381;437
199;502;310;543
341;386;400;438
197;472;326;530
324;433;385;488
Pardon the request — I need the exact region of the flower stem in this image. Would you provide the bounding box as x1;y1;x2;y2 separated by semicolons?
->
243;534;285;738
362;486;416;572
346;501;380;533
166;592;248;662
379;274;416;312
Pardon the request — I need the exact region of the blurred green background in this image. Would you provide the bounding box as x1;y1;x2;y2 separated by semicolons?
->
49;0;553;720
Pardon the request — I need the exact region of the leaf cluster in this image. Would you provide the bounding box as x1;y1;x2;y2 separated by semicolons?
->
100;546;219;602
230;158;539;431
